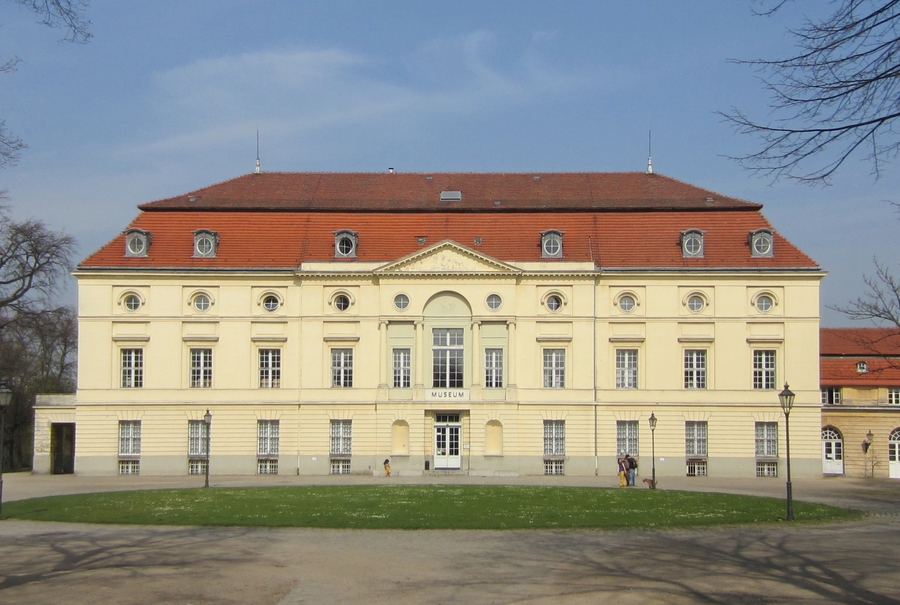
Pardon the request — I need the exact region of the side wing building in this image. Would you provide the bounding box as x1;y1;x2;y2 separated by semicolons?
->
34;171;824;478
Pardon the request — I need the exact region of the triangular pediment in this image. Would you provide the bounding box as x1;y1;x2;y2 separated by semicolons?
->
375;240;521;275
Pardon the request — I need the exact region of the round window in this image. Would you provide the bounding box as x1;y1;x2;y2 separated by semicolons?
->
337;237;355;256
334;294;351;311
486;294;502;310
753;234;772;256
756;294;773;313
687;295;705;313
543;237;561;257
393;293;409;310
193;294;211;312
684;234;702;256
127;236;145;255
196;236;214;256
123;294;142;311
546;294;562;312
262;295;280;311
618;295;635;313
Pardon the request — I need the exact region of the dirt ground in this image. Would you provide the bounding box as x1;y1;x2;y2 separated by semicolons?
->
1;473;898;604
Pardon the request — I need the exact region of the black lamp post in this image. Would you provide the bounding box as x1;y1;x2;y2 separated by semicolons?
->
203;409;212;488
648;412;657;490
778;383;795;521
0;387;12;518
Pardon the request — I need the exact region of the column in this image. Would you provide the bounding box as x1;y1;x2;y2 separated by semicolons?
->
471;320;481;387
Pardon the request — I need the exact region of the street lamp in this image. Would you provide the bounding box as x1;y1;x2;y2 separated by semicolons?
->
648;412;657;490
0;387;12;518
203;409;212;488
778;383;795;521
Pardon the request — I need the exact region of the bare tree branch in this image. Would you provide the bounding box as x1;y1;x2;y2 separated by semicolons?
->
724;0;900;183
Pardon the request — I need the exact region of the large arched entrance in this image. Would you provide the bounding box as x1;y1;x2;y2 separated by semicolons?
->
821;426;844;475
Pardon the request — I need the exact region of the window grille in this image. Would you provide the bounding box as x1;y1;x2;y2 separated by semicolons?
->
616;420;639;456
189;459;208;475
118;460;140;475
755;422;778;457
543;420;565;456
685;421;708;457
331;458;351;475
188;420;209;456
257;459;279;475
756;461;778;477
119;420;141;455
330;419;352;455
686;460;707;477
258;420;280;456
543;459;565;475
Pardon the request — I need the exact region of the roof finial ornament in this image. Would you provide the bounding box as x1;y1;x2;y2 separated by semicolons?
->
647;130;653;174
255;130;261;174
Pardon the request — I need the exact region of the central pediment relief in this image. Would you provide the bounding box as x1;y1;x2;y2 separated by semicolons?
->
375;240;521;275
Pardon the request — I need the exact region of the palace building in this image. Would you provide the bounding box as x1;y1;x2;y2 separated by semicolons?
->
33;171;825;478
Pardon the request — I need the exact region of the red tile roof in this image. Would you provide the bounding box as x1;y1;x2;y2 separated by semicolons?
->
79;172;818;270
820;328;900;386
138;172;762;212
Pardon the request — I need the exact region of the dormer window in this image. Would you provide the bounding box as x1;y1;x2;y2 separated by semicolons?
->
193;230;218;258
541;230;564;258
334;230;358;258
124;229;151;257
749;229;774;257
681;229;705;258
857;361;868;373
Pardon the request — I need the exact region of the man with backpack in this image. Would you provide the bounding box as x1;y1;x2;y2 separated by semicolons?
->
624;453;638;486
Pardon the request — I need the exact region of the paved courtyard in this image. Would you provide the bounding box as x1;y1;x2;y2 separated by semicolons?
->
1;473;899;604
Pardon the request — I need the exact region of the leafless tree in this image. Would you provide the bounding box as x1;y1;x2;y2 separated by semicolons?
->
0;305;76;469
0;0;90;169
724;0;900;183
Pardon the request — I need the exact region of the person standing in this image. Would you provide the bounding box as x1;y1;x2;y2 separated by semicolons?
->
617;458;627;487
626;454;638;486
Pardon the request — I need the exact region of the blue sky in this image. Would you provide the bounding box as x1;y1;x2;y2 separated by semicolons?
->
0;1;896;326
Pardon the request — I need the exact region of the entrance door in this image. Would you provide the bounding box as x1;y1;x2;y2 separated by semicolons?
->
890;428;900;479
434;414;461;469
51;423;75;474
821;427;844;475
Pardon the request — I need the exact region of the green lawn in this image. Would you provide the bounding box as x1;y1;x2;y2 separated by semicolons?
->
2;485;861;529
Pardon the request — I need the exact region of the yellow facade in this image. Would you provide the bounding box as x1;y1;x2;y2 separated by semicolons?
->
35;241;824;478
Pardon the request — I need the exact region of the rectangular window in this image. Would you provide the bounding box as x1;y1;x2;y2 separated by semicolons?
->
393;348;411;388
331;348;353;387
120;348;143;388
188;419;209;457
684;350;707;389
258;349;281;388
543;420;565;456
616;420;639;456
753;350;776;390
189;459;207;475
258;459;279;475
821;387;841;405
118;420;141;455
755;422;778;457
616;349;638;389
685;421;708;457
756;461;778;477
485;348;503;388
190;348;213;388
432;328;464;388
542;349;566;388
889;387;900;405
686;459;707;477
257;419;280;456
331;458;351;475
118;460;140;475
330;419;352;455
544;459;565;475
